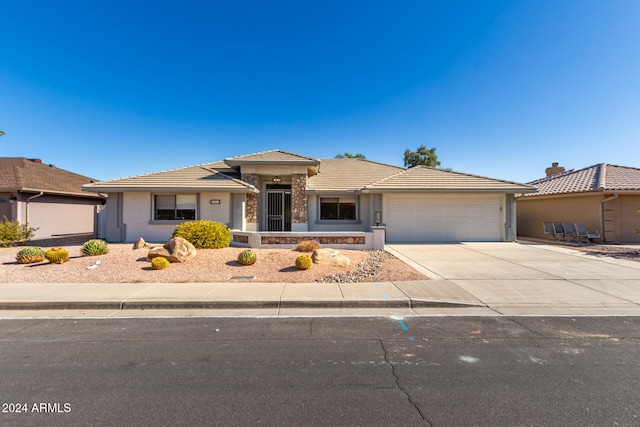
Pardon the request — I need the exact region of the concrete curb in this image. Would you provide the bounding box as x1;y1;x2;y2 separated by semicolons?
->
0;298;485;311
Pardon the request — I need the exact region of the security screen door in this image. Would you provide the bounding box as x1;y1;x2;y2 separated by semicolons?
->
266;189;291;231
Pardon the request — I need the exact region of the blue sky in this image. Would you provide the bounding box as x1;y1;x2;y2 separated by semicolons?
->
1;0;639;183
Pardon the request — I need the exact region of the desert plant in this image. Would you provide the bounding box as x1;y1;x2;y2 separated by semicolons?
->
296;240;320;252
172;220;231;249
295;254;313;270
237;249;257;266
0;216;37;247
44;247;69;264
15;247;45;264
81;239;109;257
151;257;171;270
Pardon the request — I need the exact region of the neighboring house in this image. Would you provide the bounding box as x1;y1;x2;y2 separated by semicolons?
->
0;158;106;239
82;150;535;244
517;163;640;243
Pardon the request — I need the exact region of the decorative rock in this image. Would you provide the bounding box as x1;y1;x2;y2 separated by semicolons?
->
134;237;159;250
133;237;146;249
147;237;197;263
312;248;350;268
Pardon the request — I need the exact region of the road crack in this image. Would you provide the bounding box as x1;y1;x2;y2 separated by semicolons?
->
379;339;432;425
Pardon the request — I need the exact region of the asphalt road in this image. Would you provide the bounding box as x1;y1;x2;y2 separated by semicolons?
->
1;316;639;426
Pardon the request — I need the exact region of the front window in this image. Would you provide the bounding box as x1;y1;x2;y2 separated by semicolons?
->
320;197;357;220
154;195;197;220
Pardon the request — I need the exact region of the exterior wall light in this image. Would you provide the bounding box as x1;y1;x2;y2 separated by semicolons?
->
272;176;282;184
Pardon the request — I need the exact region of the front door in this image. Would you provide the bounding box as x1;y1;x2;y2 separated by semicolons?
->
266;186;291;231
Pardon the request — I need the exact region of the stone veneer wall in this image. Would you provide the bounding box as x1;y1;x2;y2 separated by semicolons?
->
291;173;307;224
260;235;365;245
241;173;259;224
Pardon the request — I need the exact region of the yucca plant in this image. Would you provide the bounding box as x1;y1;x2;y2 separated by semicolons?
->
81;239;109;257
16;247;45;264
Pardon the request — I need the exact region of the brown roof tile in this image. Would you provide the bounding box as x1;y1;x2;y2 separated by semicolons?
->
525;164;640;196
0;157;102;196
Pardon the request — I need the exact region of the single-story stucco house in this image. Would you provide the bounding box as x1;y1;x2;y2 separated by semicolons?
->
517;163;640;243
82;150;536;246
0;157;106;239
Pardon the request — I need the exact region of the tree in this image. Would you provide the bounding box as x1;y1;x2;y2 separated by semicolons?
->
335;152;366;159
403;145;441;168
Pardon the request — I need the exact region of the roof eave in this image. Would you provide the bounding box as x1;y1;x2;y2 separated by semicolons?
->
82;186;259;193
17;187;106;199
361;187;538;194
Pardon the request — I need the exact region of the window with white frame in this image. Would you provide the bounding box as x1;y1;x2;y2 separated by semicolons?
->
320;196;357;220
154;194;197;220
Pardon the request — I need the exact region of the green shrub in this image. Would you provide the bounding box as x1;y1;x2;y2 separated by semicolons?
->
44;248;69;264
295;254;313;270
81;239;109;256
0;216;37;247
16;247;45;264
172;220;231;249
151;257;170;270
296;240;320;252
237;249;257;265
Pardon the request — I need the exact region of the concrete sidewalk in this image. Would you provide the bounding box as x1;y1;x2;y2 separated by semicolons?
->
1;242;640;317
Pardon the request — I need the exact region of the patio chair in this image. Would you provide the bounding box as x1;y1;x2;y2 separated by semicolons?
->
562;222;578;242
552;222;565;239
543;222;556;240
574;223;600;244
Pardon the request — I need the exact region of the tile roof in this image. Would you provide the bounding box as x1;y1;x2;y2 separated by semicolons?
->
0;157;103;197
81;150;535;194
362;166;537;193
225;149;321;167
82;163;257;193
524;164;640;196
307;158;403;192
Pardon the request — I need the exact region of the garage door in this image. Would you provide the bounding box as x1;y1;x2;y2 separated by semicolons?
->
384;194;503;242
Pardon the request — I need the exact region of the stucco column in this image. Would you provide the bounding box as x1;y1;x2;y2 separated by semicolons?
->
242;173;259;231
291;173;308;231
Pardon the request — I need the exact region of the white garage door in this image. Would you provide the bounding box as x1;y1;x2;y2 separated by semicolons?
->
384;194;503;242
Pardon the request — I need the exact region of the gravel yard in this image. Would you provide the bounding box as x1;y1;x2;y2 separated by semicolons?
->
1;244;428;284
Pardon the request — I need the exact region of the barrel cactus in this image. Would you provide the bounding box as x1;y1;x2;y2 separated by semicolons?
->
16;247;45;264
295;254;313;270
81;239;109;257
151;257;170;270
44;248;69;264
237;249;257;266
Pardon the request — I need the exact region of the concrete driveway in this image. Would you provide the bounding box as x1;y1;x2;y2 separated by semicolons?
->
386;242;640;315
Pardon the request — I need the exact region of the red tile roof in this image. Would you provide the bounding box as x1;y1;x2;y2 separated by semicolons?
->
525;164;640;196
0;158;102;196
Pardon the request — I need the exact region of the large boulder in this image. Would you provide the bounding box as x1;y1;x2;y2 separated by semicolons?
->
312;248;350;268
147;237;197;263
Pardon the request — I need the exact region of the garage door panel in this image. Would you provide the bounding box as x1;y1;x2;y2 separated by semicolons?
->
385;194;502;242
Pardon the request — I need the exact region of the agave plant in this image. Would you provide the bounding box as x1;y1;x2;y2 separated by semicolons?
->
81;239;109;257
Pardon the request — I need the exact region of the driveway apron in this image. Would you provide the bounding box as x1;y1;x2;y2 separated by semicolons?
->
387;242;640;314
